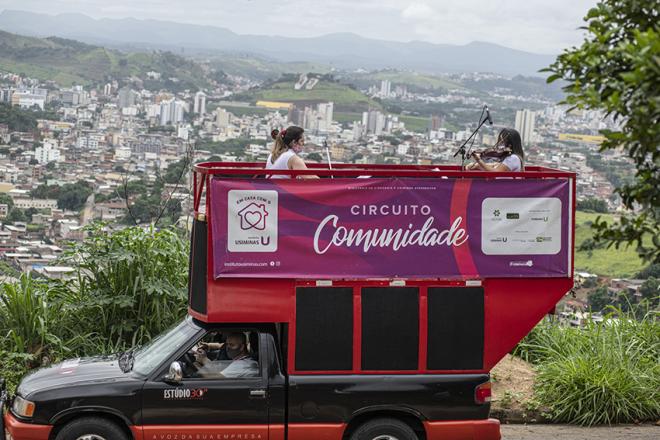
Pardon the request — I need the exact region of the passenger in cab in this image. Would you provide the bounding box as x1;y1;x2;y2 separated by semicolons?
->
266;126;318;178
466;128;525;172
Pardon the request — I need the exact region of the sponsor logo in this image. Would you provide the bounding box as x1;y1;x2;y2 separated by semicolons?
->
227;190;278;252
509;260;534;267
531;216;549;222
163;388;208;400
493;209;501;217
536;236;552;242
506;212;520;219
490;237;508;243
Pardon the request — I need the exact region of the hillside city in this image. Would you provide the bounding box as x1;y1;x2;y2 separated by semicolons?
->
0;62;636;299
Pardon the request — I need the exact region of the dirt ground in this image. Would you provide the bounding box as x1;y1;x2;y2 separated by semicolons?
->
491;354;539;422
501;424;659;440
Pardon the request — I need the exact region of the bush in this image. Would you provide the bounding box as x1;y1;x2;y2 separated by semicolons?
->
59;224;189;352
515;308;660;425
0;224;189;391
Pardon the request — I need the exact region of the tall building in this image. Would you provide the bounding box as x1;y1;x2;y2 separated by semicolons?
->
380;80;391;98
194;91;206;116
34;140;60;164
515;109;536;145
118;87;135;109
363;109;386;135
317;102;334;127
216;108;230;128
429;115;444;131
159;99;186;126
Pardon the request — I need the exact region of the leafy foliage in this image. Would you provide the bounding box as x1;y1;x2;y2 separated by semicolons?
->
59;224;188;350
576;197;609;213
0;225;189;390
514;307;660;425
0;103;58;132
546;0;660;263
31;180;93;211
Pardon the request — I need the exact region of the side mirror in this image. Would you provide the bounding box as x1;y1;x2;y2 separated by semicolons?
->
164;361;183;384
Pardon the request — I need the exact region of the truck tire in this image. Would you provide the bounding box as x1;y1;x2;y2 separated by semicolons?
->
350;417;418;440
55;416;128;440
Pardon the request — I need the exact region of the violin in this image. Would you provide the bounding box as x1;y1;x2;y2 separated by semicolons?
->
470;146;513;161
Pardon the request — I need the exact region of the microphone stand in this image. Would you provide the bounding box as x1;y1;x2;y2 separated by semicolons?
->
453;107;489;170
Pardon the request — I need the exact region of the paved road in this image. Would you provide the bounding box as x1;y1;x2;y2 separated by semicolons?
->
501;424;658;440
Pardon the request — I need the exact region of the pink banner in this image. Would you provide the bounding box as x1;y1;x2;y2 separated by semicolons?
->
210;178;572;279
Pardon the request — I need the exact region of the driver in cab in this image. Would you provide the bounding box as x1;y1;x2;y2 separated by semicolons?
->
193;332;258;378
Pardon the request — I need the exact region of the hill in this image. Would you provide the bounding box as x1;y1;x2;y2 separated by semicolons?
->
0;10;556;77
0;30;211;89
574;211;646;278
207;55;332;82
239;76;381;113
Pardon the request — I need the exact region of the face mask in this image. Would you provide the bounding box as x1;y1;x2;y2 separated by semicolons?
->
226;346;242;359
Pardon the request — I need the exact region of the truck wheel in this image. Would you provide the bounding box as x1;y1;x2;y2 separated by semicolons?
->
55;417;128;440
350;418;418;440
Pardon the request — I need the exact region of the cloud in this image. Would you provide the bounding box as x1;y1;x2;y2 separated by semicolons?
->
0;0;598;53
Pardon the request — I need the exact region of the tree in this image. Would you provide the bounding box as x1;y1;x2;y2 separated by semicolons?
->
588;286;611;312
163;158;189;184
57;181;93;211
546;0;659;263
577;197;609;213
5;208;26;223
636;263;660;279
306;152;323;162
0;193;14;211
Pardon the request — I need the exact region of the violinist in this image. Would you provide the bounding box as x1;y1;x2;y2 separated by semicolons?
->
466;128;524;172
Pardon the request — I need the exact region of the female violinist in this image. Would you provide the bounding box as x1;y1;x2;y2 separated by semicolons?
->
466;128;525;172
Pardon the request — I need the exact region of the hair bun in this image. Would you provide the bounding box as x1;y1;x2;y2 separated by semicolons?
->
271;129;279;140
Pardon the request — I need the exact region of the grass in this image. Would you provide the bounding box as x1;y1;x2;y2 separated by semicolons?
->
514;308;659;425
246;80;381;112
367;71;463;90
399;115;430;133
574;211;646;277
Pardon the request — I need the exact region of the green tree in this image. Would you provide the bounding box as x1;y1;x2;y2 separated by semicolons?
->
546;0;659;263
588;286;611;312
306;152;324;162
5;208;26;223
546;0;660;262
163;158;189;184
0;193;14;211
577;197;609;213
57;181;93;211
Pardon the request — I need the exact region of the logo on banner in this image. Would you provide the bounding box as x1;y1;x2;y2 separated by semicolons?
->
227;190;277;252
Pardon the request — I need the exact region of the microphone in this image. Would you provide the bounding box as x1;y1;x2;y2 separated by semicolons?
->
485;106;493;125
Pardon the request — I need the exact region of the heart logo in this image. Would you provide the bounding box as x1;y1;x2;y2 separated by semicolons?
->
243;210;263;230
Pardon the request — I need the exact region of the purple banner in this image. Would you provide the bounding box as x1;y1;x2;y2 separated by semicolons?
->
210;178;572;279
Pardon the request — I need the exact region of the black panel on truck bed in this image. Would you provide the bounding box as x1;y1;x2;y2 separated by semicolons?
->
427;287;484;370
296;287;353;371
361;287;419;370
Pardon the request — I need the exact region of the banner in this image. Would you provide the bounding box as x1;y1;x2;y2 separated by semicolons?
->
210;178;572;279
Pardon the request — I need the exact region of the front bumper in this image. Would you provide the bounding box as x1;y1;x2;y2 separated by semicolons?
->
3;411;52;440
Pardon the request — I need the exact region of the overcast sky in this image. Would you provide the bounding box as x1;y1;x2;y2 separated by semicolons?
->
0;0;599;54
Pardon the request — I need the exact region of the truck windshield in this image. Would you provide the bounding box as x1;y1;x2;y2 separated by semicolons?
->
132;318;200;376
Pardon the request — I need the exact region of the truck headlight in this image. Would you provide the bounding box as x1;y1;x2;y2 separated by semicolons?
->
12;396;35;418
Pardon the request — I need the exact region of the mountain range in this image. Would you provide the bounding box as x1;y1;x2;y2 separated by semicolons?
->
0;10;556;77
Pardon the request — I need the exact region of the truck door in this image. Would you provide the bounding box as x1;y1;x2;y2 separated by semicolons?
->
140;328;270;439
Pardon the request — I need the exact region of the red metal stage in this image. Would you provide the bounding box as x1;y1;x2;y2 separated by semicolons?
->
189;162;576;374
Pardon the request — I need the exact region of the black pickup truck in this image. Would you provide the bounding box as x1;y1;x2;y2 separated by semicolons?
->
2;316;499;440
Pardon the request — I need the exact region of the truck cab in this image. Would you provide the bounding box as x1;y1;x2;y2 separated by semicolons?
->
2;161;576;440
